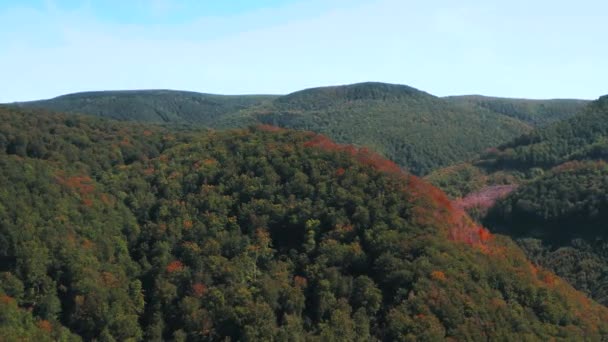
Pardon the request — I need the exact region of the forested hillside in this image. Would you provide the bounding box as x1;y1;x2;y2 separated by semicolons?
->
16;90;277;126
244;82;531;175
1;106;608;340
14;82;586;176
428;95;608;197
485;161;608;306
446;95;588;127
427;96;608;308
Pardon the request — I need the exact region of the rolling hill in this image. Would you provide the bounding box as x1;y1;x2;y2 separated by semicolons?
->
1;105;608;340
427;95;608;306
446;95;589;127
15;89;278;126
14;82;587;176
242;82;534;175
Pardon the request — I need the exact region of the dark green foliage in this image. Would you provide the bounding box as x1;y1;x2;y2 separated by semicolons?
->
247;82;531;175
429;96;608;309
480;96;608;170
428;95;608;197
485;161;608;305
17;90;277;125
487;161;608;238
446;95;588;127
11;82;565;176
1;106;608;340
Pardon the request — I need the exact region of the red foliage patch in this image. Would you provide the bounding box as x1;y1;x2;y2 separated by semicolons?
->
304;134;401;175
302;134;496;253
431;270;447;281
192;283;207;297
335;167;346;176
542;272;557;286
0;295;14;304
166;260;185;273
203;158;217;166
183;220;193;229
294;276;308;288
82;239;94;250
55;174;95;196
37;320;53;333
403;175;496;252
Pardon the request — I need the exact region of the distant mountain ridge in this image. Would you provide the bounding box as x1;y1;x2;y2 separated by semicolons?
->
15;89;278;125
10;82;588;175
445;95;589;126
274;82;430;109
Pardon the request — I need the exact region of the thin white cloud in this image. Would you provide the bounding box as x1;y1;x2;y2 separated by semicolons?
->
0;0;606;102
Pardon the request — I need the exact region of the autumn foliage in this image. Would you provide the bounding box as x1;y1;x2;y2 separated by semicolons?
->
303;133;497;253
55;173;95;196
431;270;447;281
303;134;401;175
191;283;207;297
166;260;185;273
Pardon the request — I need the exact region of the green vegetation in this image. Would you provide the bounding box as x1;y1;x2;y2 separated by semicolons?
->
245;82;531;175
427;95;608;197
486;161;608;306
17;89;277;126
428;96;608;308
446;95;588;127
16;82;587;176
1;105;608;340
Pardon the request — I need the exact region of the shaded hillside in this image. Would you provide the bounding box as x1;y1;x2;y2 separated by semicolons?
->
446;95;588;127
10;82;583;176
427;96;608;307
485;161;608;305
427;95;608;197
1;106;608;340
16;89;277;125
245;82;532;175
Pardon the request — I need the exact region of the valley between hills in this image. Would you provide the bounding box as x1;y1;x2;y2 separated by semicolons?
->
1;82;607;341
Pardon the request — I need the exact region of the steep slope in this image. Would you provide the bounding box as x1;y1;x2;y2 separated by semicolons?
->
427;96;608;307
244;82;532;175
1;106;608;340
485;161;608;306
16;89;277;125
446;95;588;127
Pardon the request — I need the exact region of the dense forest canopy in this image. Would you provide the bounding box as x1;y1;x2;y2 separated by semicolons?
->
428;96;608;310
12;82;586;176
1;106;608;340
445;95;589;127
427;95;608;197
14;90;278;126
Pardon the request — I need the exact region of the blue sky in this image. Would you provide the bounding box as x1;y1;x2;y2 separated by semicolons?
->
0;0;606;102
